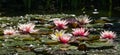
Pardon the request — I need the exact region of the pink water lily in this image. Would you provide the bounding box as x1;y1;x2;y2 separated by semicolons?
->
18;23;38;34
72;28;89;37
54;19;68;30
77;15;92;25
59;34;71;44
4;28;16;35
100;30;116;39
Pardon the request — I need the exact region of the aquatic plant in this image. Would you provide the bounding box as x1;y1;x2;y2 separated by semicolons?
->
18;23;38;34
0;14;119;55
72;28;89;37
3;27;17;35
50;30;71;44
59;34;71;44
65;18;78;28
76;15;92;25
53;19;68;30
100;30;116;39
50;30;66;41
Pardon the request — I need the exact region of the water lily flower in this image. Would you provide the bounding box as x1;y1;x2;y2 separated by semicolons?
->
4;28;16;35
100;30;116;39
59;34;71;44
76;15;92;25
53;19;68;30
65;18;78;28
18;23;38;34
72;28;89;37
50;30;71;44
50;30;66;41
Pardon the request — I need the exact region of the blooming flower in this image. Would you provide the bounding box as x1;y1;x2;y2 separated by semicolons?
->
50;30;72;44
59;34;71;44
76;15;92;25
72;28;89;37
100;30;116;39
50;30;66;41
18;23;38;34
53;19;68;30
4;28;16;35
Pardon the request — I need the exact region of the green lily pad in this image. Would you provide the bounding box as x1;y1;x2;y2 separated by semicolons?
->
88;35;100;41
44;40;59;45
68;46;77;50
86;41;114;49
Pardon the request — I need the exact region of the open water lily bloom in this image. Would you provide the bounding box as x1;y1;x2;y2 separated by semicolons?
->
50;30;66;41
4;28;16;35
59;34;71;44
72;28;89;37
77;15;92;25
18;23;38;34
53;19;68;30
100;30;116;39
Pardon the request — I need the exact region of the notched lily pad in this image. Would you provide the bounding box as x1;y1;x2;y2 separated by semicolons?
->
78;44;88;51
44;40;59;45
77;37;89;42
87;41;114;49
68;46;77;50
88;35;100;41
22;37;35;41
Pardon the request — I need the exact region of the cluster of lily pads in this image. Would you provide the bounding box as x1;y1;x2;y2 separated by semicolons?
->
0;14;118;54
50;15;116;45
3;15;116;46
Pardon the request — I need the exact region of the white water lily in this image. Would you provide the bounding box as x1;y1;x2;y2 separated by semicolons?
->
4;28;16;35
76;15;92;25
50;30;66;41
50;30;72;44
100;30;116;39
18;23;38;33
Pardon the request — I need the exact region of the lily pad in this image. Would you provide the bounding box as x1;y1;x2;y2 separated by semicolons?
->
87;41;114;49
44;40;59;45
